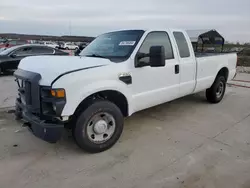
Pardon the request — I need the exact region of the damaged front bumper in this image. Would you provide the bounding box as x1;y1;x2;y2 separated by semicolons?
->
14;69;66;143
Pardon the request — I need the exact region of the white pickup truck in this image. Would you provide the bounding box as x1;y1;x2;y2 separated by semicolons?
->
14;29;237;153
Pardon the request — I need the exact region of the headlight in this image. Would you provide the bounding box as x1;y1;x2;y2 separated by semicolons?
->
51;89;66;98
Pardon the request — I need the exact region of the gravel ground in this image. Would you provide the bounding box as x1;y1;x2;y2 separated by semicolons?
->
0;73;250;188
237;66;250;73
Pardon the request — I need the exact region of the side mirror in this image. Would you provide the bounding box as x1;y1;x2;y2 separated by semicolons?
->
149;46;165;67
10;54;17;58
135;52;149;67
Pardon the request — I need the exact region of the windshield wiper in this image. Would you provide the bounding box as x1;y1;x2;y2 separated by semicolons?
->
85;54;106;59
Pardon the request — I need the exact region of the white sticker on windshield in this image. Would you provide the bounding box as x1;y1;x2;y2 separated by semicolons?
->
119;41;136;46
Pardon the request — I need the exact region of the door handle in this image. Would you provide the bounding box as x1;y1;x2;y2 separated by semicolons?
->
175;65;179;74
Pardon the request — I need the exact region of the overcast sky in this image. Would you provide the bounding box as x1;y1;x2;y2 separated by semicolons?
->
0;0;250;42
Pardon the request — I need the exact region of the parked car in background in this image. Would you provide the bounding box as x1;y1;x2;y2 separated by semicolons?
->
64;42;79;50
43;41;59;49
0;38;7;44
0;40;29;49
0;44;68;74
57;42;65;49
74;43;87;56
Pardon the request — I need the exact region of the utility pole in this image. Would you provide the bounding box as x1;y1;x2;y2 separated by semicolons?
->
69;21;72;36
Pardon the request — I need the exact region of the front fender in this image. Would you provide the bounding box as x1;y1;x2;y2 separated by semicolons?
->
60;80;134;117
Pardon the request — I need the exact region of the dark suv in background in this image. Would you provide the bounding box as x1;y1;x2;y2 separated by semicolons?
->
0;44;69;74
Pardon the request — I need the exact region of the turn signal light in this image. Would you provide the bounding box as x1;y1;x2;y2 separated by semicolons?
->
51;89;65;98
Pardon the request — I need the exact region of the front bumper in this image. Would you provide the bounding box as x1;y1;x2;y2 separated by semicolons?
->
15;88;65;143
14;69;66;143
22;109;64;143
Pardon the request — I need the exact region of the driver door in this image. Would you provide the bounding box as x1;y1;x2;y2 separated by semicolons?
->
131;31;180;112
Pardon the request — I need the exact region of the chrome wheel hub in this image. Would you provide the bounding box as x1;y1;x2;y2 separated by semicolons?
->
94;120;108;134
86;112;116;143
216;82;224;98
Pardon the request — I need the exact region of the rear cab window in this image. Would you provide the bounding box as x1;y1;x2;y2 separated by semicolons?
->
173;32;190;58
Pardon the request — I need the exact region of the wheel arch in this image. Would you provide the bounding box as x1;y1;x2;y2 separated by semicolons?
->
73;90;130;118
216;67;229;81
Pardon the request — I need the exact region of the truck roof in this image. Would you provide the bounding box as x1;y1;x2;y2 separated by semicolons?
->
105;28;186;34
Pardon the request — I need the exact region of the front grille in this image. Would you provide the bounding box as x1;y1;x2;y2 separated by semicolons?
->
25;81;32;105
14;69;42;116
16;79;32;105
14;69;65;122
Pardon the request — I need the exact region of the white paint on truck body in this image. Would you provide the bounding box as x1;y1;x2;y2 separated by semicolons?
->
17;29;237;118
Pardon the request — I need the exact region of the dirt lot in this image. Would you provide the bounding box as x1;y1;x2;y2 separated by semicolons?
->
0;74;250;188
0;73;17;108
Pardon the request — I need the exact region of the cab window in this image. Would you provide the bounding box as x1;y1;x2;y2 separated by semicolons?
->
137;31;174;65
173;32;190;58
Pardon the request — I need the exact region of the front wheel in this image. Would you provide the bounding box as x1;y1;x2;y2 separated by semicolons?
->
0;66;5;75
73;100;124;153
206;76;226;103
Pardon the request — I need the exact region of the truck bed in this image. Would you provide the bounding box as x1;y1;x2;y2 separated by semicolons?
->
194;52;237;93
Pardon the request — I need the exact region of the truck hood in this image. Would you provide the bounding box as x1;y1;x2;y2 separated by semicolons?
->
18;56;111;85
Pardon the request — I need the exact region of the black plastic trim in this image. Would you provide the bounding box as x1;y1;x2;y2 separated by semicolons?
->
175;64;180;74
23;111;64;143
40;86;66;118
51;65;105;86
14;69;41;113
119;75;132;85
54;100;66;116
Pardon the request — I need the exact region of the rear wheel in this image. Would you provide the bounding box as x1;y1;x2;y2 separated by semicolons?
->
206;75;226;103
65;47;69;50
73;100;124;153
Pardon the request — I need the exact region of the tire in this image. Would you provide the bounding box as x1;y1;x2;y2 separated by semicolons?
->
15;98;22;120
75;47;79;50
0;66;4;75
65;47;69;50
73;100;124;153
206;75;226;103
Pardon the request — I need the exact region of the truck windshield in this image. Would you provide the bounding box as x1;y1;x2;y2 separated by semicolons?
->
80;30;145;61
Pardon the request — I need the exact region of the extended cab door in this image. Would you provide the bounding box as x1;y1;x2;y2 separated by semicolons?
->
131;31;180;112
172;31;196;97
